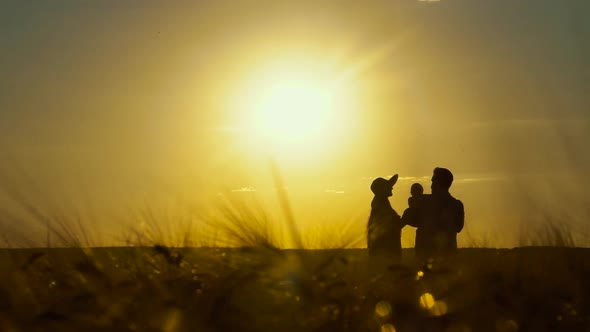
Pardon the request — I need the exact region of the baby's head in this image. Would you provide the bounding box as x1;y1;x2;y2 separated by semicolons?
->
410;183;424;197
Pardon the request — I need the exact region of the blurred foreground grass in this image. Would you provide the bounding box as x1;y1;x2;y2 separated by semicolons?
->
1;245;590;332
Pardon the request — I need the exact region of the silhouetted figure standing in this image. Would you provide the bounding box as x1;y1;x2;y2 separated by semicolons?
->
367;174;404;268
402;168;464;259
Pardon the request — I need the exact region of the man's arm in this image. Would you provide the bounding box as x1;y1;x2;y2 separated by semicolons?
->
454;200;464;233
439;199;464;233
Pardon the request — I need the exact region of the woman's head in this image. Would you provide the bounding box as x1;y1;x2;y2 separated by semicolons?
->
371;174;398;197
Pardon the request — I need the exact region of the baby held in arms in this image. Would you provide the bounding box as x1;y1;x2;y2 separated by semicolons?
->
408;183;424;208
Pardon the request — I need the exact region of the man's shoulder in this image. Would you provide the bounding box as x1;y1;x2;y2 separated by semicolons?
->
449;195;462;203
448;196;464;211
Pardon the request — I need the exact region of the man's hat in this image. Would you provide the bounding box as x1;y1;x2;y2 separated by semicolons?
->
370;174;398;195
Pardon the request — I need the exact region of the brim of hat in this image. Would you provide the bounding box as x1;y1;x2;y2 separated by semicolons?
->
387;174;399;185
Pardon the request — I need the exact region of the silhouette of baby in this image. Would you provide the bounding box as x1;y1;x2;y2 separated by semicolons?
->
408;183;424;208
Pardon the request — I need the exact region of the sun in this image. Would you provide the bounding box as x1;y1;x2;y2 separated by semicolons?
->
232;60;359;160
250;75;335;144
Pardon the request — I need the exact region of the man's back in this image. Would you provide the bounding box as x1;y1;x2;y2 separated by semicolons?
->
403;193;464;256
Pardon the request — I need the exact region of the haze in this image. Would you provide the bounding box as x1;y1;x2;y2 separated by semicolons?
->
1;0;588;247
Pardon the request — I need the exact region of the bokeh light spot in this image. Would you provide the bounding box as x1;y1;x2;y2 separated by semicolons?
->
419;293;435;309
381;323;396;332
429;300;448;316
416;270;425;280
375;301;392;317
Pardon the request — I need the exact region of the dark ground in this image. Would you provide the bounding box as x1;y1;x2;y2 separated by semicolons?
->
1;247;590;332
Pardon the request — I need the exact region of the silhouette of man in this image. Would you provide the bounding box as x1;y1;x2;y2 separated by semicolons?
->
367;174;404;266
402;168;464;259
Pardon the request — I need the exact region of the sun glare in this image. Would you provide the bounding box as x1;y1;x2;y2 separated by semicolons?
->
232;60;359;161
251;76;335;143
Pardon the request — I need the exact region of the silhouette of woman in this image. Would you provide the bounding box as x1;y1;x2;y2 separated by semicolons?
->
367;174;404;270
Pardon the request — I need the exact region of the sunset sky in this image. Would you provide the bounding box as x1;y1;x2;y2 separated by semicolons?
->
1;0;589;247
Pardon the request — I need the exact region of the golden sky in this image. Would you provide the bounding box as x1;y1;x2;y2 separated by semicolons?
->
1;1;589;247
